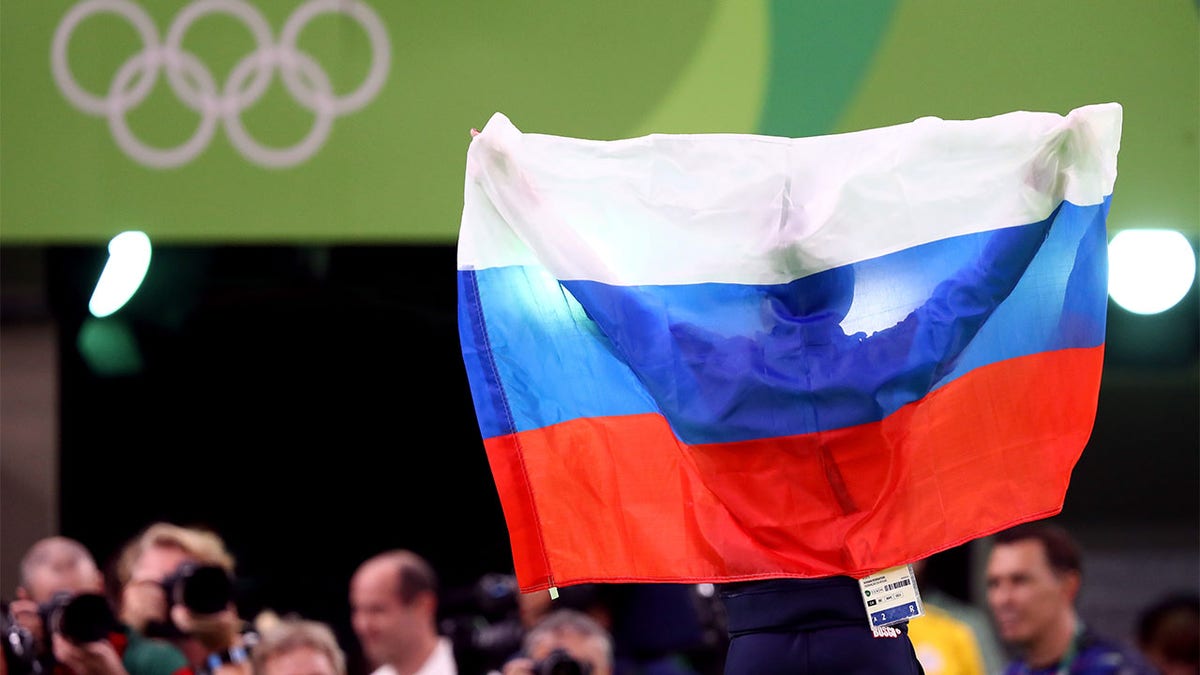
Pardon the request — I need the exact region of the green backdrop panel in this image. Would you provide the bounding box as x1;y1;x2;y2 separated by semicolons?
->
839;0;1198;237
1;0;1194;244
1;0;760;243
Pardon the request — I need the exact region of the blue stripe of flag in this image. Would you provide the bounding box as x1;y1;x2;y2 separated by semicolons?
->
458;198;1109;443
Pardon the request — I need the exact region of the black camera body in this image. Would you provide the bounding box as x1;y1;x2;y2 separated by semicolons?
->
2;593;118;675
141;562;236;640
1;606;41;675
39;592;118;644
534;648;592;675
160;562;234;615
440;573;526;674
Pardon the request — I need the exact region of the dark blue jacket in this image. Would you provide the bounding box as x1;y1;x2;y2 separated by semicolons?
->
719;577;925;675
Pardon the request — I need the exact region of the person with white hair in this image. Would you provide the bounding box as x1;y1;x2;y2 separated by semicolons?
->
252;618;346;675
501;609;613;675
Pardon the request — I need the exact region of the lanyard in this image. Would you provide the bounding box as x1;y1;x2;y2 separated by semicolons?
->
1020;621;1084;675
1056;621;1085;675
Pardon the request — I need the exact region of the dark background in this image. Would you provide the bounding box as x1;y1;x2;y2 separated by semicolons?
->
45;245;517;670
15;242;1199;669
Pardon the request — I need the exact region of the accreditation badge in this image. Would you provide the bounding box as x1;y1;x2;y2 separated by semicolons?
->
858;564;924;628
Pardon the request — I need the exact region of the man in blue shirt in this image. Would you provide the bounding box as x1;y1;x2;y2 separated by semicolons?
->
985;522;1156;675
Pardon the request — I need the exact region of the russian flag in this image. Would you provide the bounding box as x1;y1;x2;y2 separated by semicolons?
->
457;104;1121;592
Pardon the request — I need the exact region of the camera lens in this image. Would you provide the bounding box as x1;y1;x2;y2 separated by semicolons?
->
51;594;117;644
172;564;234;615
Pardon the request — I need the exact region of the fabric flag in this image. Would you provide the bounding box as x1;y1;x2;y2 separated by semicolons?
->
457;103;1122;593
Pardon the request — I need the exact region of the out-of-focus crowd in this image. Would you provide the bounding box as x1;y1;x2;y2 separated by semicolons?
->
2;520;1195;675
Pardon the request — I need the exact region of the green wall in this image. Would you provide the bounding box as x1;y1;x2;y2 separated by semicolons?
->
1;0;1195;244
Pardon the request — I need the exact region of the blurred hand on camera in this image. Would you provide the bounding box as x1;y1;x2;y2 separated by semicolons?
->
8;596;44;647
51;633;127;675
169;605;241;651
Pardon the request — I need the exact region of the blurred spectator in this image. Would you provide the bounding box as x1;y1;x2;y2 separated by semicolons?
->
113;524;235;637
8;535;191;675
112;523;251;675
908;555;1002;675
10;536;108;670
985;521;1156;674
1135;592;1199;675
349;550;457;675
603;585;721;675
251;618;346;675
500;608;612;675
513;583;722;675
907;601;987;675
516;585;609;635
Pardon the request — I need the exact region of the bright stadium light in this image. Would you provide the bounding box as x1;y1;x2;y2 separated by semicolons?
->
88;230;152;318
1108;229;1197;315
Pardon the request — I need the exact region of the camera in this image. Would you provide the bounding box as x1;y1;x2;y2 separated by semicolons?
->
440;573;525;675
2;605;41;675
533;648;591;675
39;592;118;644
161;562;234;615
142;562;236;640
1;593;118;675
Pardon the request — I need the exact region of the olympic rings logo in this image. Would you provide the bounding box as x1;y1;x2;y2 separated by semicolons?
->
52;0;390;169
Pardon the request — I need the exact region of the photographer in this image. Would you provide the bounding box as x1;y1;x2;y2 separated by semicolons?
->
112;523;251;675
6;536;191;675
500;609;612;675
